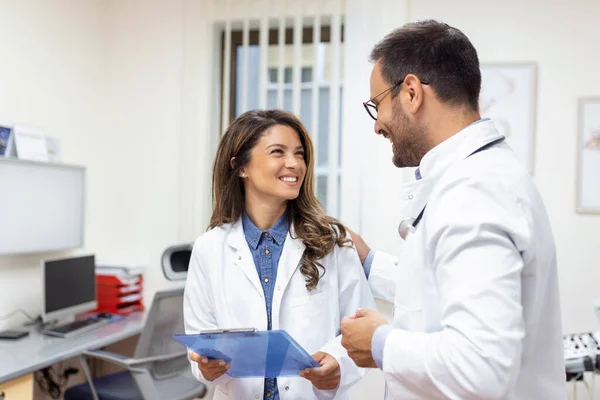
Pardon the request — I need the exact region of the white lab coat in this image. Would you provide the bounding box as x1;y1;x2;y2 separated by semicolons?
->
184;218;375;400
369;120;566;399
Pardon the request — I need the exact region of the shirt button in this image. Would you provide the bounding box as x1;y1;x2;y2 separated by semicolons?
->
408;194;414;200
277;286;281;291
255;395;260;399
285;385;290;391
264;278;269;283
265;249;270;255
266;393;271;398
238;255;242;260
264;232;269;237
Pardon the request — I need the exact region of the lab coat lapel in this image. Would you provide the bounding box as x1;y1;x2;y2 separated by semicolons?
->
275;224;305;295
226;219;264;296
397;177;436;232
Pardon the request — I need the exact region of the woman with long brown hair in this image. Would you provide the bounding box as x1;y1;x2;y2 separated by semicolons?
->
183;109;374;400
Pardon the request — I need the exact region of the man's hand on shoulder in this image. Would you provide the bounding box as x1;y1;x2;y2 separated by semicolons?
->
346;227;371;264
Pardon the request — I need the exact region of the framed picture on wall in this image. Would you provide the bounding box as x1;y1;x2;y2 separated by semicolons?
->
577;97;600;214
479;63;537;173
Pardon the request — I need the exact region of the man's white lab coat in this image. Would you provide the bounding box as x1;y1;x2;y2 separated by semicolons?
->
369;120;566;399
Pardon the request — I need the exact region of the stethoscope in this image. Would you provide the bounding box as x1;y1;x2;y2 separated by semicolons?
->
397;136;505;241
398;207;425;240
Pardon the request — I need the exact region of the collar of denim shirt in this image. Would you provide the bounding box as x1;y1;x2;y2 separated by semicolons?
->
241;210;289;249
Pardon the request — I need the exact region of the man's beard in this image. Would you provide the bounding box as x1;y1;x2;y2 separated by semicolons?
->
387;104;431;168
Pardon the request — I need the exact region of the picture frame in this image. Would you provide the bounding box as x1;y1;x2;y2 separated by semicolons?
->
479;62;537;174
0;125;12;157
576;97;600;214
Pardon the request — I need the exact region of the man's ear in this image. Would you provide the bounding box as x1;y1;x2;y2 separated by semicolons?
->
402;74;424;114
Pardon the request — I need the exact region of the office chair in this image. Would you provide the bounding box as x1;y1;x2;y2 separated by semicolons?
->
161;242;193;282
64;254;205;400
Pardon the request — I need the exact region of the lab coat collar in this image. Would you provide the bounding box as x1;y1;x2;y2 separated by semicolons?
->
418;119;503;180
396;119;503;225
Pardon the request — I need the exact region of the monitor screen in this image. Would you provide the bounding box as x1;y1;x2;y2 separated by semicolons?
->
42;255;96;321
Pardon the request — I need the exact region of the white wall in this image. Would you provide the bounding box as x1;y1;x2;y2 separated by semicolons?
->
99;0;189;301
0;0;108;330
0;0;216;331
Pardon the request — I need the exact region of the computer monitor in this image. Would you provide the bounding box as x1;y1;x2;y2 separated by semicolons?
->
41;255;96;322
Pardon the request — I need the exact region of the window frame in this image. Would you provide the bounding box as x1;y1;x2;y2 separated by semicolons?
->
221;25;343;125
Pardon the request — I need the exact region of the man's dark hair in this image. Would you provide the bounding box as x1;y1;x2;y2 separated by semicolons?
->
370;20;481;111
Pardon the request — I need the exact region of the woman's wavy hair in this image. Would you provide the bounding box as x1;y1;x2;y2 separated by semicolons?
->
209;109;352;290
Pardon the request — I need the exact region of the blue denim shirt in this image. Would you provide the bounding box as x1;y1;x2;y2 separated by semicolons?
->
242;211;288;400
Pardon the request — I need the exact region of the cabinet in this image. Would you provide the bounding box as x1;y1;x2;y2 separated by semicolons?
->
0;374;33;399
0;158;85;254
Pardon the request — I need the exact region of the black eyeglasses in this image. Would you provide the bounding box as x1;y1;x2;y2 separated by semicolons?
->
363;77;429;121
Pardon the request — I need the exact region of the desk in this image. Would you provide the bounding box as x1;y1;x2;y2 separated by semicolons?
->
0;312;145;385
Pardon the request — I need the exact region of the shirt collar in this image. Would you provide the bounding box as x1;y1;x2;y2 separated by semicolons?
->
414;168;422;180
241;211;289;249
418;118;500;179
269;212;289;245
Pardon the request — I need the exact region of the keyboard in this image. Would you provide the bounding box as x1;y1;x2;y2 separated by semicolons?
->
42;318;108;338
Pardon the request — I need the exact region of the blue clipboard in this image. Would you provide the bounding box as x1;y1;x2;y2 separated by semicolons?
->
173;328;320;378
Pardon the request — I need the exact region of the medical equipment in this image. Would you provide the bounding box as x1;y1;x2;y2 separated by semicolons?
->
564;331;600;373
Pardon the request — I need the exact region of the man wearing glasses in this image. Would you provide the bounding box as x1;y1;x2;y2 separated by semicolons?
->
340;20;565;399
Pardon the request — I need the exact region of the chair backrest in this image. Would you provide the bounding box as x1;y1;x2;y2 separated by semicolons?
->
128;287;206;398
134;287;186;359
161;243;193;281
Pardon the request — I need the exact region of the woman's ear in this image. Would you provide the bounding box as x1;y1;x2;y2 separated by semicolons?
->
231;157;246;177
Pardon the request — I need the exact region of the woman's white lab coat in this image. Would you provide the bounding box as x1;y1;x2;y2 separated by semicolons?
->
368;120;566;399
184;219;375;400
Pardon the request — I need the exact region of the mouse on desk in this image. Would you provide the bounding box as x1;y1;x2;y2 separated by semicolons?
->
97;312;112;319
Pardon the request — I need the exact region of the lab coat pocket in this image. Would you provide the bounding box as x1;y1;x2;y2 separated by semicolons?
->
288;290;330;308
286;290;331;352
393;275;424;331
